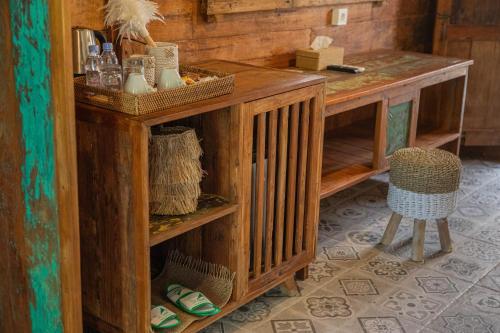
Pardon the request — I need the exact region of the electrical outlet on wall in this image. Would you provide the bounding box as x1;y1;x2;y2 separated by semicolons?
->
331;8;348;26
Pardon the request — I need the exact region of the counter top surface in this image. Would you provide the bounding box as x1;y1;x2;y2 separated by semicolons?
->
76;51;473;126
290;50;473;105
76;60;325;127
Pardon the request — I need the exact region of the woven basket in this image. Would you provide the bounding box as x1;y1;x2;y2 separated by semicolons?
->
74;65;234;116
149;126;203;215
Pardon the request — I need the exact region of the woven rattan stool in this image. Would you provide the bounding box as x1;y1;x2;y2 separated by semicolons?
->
379;148;462;262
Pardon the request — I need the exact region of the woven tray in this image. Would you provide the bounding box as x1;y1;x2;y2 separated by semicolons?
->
74;65;235;115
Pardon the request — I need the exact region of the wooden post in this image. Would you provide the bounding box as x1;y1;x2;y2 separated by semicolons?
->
0;0;82;332
374;98;389;169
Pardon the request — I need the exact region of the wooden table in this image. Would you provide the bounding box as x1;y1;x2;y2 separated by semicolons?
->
293;50;473;199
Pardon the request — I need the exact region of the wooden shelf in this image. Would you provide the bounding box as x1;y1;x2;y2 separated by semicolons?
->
416;130;460;149
321;122;376;198
321;164;378;198
149;194;238;247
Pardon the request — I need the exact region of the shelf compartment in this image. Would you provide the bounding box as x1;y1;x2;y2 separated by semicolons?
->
149;194;238;247
322;127;374;175
150;253;238;333
417;77;464;153
415;129;460;149
321;165;378;199
321;112;377;198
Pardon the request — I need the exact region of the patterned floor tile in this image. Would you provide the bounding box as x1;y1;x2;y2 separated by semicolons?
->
227;298;272;324
319;270;396;307
359;253;418;283
430;255;494;284
397;268;473;305
286;285;365;330
253;308;322;333
271;319;316;333
477;264;500;293
425;286;500;333
415;276;459;295
381;289;444;325
307;259;344;285
357;317;406;333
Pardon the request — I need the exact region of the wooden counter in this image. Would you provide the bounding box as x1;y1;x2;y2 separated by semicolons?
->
76;62;325;333
292;50;473;198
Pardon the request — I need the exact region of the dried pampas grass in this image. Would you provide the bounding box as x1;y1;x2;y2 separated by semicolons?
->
104;0;163;46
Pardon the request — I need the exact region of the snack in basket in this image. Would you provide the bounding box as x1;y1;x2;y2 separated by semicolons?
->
181;76;197;85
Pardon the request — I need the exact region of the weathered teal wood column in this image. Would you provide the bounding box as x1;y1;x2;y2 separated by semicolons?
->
0;0;82;332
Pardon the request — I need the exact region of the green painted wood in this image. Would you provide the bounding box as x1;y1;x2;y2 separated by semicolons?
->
386;101;412;156
5;0;64;332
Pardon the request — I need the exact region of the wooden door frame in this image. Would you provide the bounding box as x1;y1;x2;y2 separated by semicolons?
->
433;0;453;55
0;0;82;332
434;0;500;55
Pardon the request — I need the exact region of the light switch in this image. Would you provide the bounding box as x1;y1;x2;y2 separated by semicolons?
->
331;8;348;26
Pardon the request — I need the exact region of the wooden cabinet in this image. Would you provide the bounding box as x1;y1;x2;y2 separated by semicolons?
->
76;61;325;333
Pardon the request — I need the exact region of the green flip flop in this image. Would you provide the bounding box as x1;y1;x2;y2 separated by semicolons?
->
166;284;221;317
151;305;181;330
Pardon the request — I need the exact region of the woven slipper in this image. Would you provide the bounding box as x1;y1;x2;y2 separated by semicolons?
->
151;305;180;330
166;284;221;317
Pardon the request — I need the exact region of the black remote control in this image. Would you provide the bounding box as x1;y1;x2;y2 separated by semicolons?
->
326;64;365;74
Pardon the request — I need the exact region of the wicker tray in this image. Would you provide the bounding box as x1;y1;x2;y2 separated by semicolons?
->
74;65;235;115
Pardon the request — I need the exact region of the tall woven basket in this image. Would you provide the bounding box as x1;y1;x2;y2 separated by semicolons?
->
149;126;203;215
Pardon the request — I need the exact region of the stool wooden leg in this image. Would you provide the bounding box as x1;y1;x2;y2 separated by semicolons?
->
379;213;403;246
412;219;426;262
437;218;453;253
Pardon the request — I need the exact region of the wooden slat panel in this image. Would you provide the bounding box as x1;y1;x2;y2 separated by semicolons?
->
239;104;254;298
303;93;324;258
285;103;300;260
253;113;267;278
264;110;278;272
274;106;289;266
294;100;310;254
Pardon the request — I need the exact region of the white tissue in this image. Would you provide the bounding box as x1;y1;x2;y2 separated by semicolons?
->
310;36;333;51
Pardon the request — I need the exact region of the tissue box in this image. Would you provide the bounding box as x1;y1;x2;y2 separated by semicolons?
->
296;46;344;71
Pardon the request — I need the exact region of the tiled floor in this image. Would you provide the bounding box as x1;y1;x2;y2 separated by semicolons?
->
204;158;500;333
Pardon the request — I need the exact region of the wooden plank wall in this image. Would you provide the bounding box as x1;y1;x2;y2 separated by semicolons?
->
71;0;435;67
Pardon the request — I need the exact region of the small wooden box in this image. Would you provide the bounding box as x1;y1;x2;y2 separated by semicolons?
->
296;46;344;71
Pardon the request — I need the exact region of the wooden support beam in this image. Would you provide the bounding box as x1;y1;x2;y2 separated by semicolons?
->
0;0;82;332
